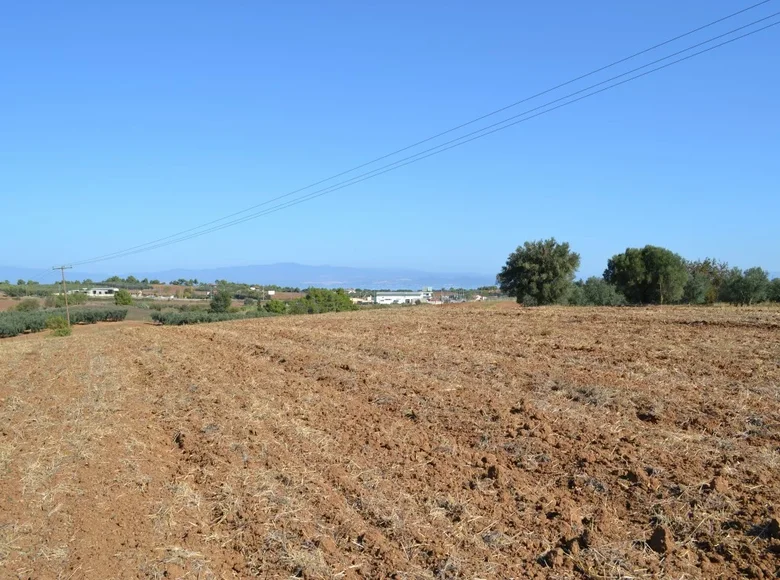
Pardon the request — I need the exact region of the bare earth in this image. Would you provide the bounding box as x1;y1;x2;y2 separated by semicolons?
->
1;304;779;579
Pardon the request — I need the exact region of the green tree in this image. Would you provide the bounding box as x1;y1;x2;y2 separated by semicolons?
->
720;267;770;305
114;289;133;305
16;279;24;286
604;246;688;304
769;278;780;302
210;288;233;313
683;258;730;304
682;270;711;305
264;299;287;314
149;279;161;285
125;275;139;284
497;238;580;306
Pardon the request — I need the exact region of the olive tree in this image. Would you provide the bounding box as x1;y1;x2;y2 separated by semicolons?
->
719;267;770;305
497;238;580;305
604;246;688;304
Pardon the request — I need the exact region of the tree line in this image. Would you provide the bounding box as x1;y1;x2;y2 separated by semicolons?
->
497;239;780;306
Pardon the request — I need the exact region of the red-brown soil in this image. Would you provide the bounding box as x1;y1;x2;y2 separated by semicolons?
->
1;304;779;578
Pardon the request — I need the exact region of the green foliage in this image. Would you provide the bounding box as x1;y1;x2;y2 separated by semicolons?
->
114;289;133;305
0;308;126;338
210;288;233;313
52;326;72;337
264;299;287;314
151;310;273;326
497;238;580;306
46;316;68;330
53;293;87;307
564;279;626;306
604;246;688;304
14;298;40;312
769;278;780;302
683;258;730;304
286;288;358;314
581;277;626;306
682;270;712;305
563;283;586;306
719;267;770;305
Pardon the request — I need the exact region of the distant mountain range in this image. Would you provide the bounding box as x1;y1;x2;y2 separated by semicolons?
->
0;263;496;290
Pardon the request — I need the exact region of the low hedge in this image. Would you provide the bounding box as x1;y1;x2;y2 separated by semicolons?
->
151;310;273;326
0;308;128;338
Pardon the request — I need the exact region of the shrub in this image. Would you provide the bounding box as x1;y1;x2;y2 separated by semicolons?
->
114;289;133;306
264;299;287;314
0;307;126;339
46;316;68;330
14;298;40;312
52;326;72;337
210;288;233;313
151;310;273;326
581;277;626;306
53;293;87;307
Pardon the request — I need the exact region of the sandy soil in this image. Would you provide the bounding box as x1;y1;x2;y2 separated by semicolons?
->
1;304;779;578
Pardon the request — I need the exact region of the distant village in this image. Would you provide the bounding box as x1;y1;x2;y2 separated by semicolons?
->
58;283;494;305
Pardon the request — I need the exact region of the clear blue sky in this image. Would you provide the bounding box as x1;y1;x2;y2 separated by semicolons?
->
1;1;778;279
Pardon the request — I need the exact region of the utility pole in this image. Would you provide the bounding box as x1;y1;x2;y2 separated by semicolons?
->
53;265;73;326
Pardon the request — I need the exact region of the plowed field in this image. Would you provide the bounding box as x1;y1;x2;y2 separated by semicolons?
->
1;304;779;579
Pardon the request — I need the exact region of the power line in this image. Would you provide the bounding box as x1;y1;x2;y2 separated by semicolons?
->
67;15;780;266
65;1;776;267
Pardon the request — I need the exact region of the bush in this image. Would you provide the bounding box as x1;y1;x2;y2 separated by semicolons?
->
52;326;72;337
264;299;287;314
151;310;273;326
114;289;133;306
581;278;626;306
53;293;87;307
14;298;40;312
284;289;357;315
46;316;68;330
210;288;233;313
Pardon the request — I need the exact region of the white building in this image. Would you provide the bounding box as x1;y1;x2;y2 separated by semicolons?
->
87;287;120;297
375;291;427;305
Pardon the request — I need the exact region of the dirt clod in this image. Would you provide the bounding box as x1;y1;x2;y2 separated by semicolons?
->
710;475;729;493
648;526;675;554
767;518;780;539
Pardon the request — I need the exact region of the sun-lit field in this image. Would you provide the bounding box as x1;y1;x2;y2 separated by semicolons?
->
1;303;779;578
